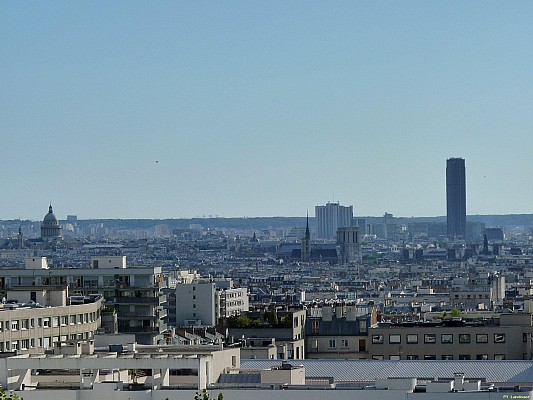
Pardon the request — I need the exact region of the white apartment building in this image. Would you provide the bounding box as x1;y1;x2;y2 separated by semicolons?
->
175;280;248;327
0;256;167;344
315;202;353;239
0;286;102;354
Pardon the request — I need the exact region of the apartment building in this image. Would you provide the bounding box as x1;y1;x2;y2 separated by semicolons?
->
0;256;167;344
174;279;248;327
0;286;102;354
368;313;533;361
228;308;306;360
305;304;376;359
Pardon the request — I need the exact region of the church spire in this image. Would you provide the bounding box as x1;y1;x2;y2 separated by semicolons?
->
49;203;53;213
305;211;310;240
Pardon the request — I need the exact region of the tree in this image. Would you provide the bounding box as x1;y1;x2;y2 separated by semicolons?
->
265;310;278;326
0;387;22;400
194;388;223;400
450;307;462;318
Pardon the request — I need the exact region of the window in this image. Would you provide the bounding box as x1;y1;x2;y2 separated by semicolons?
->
406;355;419;360
70;315;76;325
459;354;471;360
30;319;35;328
311;320;320;334
43;317;50;328
0;321;3;332
495;354;506;360
21;319;29;329
359;320;368;334
407;334;418;344
328;339;336;348
390;355;401;360
441;334;453;344
477;354;488;360
442;355;453;360
30;339;35;348
476;334;488;343
52;316;59;327
341;339;349;347
459;334;471;343
38;318;42;327
424;334;436;344
11;320;19;331
389;334;401;344
424;355;436;360
11;341;19;351
372;334;384;344
61;316;68;326
21;339;29;350
494;334;506;343
372;355;384;360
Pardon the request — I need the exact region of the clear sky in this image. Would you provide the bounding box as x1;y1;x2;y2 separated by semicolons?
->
2;1;533;220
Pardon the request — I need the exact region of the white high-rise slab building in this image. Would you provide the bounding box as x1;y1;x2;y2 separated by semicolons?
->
315;202;353;239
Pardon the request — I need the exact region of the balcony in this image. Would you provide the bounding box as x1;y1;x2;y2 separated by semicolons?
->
117;309;167;319
119;323;168;333
114;295;166;305
119;326;160;333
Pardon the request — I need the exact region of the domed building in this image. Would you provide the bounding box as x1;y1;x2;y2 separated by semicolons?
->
41;204;62;239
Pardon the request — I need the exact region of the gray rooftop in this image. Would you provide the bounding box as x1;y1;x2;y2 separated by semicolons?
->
240;360;533;384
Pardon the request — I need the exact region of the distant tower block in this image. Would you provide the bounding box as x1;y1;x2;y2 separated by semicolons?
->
446;158;466;240
337;226;361;264
315;202;353;239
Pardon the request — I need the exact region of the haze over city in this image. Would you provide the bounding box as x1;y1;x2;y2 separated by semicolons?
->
2;2;533;220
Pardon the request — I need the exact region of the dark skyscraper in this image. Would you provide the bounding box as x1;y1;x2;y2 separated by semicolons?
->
446;157;466;240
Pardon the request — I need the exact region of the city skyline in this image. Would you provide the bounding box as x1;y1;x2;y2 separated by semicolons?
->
3;2;533;219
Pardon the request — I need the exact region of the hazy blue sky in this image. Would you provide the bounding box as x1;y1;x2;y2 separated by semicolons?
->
2;2;533;220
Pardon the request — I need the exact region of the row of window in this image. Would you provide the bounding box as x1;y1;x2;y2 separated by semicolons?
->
0;332;93;352
372;333;506;345
325;339;367;351
372;354;507;361
0;312;98;332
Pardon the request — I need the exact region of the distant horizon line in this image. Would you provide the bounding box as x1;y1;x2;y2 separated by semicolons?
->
2;213;533;222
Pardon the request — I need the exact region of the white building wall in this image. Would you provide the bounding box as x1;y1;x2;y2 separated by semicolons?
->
12;387;523;400
175;282;216;326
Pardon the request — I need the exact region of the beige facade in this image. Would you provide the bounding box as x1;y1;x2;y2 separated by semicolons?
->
307;335;368;359
0;257;167;345
0;287;102;354
368;313;533;361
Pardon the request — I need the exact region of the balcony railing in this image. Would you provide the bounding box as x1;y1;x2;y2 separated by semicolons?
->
119;323;168;333
118;326;160;333
114;295;166;305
